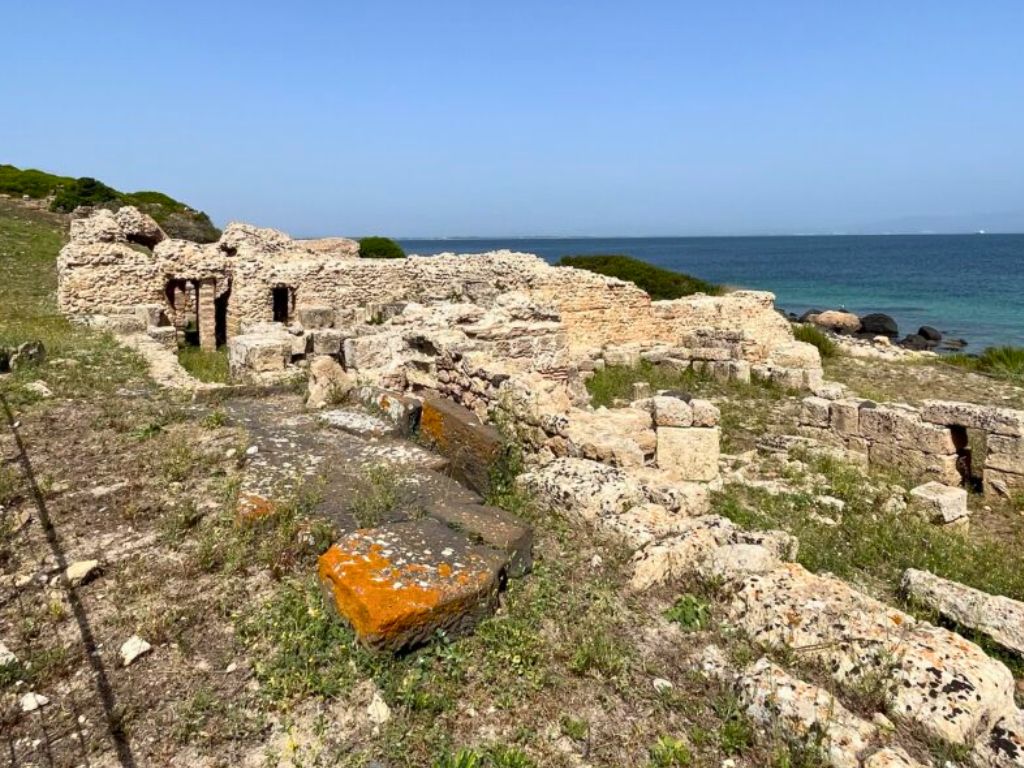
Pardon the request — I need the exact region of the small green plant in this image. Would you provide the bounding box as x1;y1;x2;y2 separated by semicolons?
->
350;464;401;527
648;735;692;767
559;254;721;299
793;324;837;359
358;236;406;259
201;409;227;429
433;749;483;768
560;715;589;741
486;745;536;768
664;594;711;631
569;628;628;679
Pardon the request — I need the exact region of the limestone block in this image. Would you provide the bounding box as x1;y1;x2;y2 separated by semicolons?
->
984;434;1024;474
228;334;291;378
984;467;1024;499
860;405;957;454
734;658;876;768
800;396;831;428
901;568;1024;657
318;520;503;651
306;355;353;409
862;748;929;768
291;332;311;356
868;441;961;485
922;399;1024;437
603;344;641;367
728;563;1017;745
353;386;423;436
768;340;821;369
310;329;344;356
729;360;751;383
146;325;177;350
656;426;720;482
690;399;720;427
649;395;693;427
134;303;167;327
829;399;863;436
972;709;1024;767
704;544;780;580
296;305;335;329
908;481;968;524
516;457;646;525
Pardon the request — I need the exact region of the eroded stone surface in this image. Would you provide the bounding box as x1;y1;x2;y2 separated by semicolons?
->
908;481;969;524
318;519;504;650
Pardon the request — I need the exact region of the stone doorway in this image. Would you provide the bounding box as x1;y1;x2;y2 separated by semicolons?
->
272;286;292;323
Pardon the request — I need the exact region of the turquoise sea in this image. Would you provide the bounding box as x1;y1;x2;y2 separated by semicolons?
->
398;235;1024;351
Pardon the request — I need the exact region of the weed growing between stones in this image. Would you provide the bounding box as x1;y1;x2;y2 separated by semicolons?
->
664;594;711;631
349;463;403;528
793;324;837;358
177;345;230;383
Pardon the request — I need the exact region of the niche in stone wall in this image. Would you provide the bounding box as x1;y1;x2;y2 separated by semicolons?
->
272;285;294;323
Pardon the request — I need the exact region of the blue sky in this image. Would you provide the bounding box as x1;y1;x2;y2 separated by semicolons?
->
2;1;1022;236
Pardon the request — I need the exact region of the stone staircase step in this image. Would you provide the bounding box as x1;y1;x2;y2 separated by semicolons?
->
424;500;533;578
318;519;505;651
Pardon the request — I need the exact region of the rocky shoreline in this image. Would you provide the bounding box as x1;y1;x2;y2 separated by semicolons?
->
783;306;970;353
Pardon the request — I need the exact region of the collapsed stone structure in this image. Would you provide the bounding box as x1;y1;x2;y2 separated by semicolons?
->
56;208;1024;765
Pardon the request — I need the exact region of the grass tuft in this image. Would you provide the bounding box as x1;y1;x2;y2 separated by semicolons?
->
944;345;1024;384
793;324;837;359
177;345;229;383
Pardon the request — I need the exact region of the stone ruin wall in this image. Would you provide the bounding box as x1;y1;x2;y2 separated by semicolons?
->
56;209;808;372
800;394;1024;498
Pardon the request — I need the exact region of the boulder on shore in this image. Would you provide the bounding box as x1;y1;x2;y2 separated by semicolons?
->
812;310;861;335
918;326;942;343
860;313;898;337
900;334;930;351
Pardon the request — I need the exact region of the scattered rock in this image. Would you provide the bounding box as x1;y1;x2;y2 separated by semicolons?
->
24;380;53;398
918;325;942;343
908;481;969;525
65;559;100;586
0;641;17;667
860;313;898;337
812;310;861;335
120;635;152;666
652;677;673;693
20;692;49;712
306;355;354;409
367;691;391;725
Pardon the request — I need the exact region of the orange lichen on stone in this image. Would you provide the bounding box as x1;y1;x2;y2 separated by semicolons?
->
236;492;275;523
419;401;447;450
317;519;502;650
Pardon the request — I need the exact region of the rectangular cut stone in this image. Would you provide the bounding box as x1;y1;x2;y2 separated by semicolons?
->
319;520;503;651
984;434;1024;474
868;442;961;485
425;501;533;578
922;400;1024;437
800;396;831;428
353;386;423;436
901;569;1024;657
984;467;1024;498
296;305;335;329
829;399;862;435
310;329;344;356
656;426;720;482
419;396;503;495
908;481;969;523
860;405;956;454
228;334;291;379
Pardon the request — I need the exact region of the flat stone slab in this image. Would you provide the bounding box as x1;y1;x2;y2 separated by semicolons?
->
908;481;968;524
353;386;422;436
319;409;397;438
425;500;533;578
318;519;504;651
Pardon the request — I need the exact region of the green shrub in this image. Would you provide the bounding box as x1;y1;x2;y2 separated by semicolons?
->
558;254;721;300
664;594;710;631
793;324;837;359
945;345;1024;384
648;736;693;767
359;236;406;259
50;177;119;212
0;164;73;198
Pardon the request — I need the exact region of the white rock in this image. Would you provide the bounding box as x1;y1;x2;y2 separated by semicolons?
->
908;481;968;524
65;559;99;586
0;641;17;666
25;380;53;398
120;635;152;666
367;691;391;724
652;677;674;693
21;692;49;712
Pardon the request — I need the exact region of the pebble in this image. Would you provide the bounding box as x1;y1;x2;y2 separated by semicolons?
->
245;445;259;456
65;559;100;586
652;677;674;693
20;692;49;712
0;641;17;666
120;635;152;666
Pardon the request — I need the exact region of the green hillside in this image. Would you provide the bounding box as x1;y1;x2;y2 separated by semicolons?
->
0;163;220;243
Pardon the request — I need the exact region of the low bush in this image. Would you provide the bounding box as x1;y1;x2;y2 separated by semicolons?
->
945;345;1024;384
793;324;837;358
558;254;721;300
359;236;406;259
50;177;119;212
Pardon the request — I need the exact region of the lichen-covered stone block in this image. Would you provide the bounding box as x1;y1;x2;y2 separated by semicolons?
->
318;520;503;651
418;396;502;495
425;501;533;578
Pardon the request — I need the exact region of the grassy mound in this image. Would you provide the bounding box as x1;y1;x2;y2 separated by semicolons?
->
0;163;220;243
945;345;1024;384
358;236;406;259
558;254;721;300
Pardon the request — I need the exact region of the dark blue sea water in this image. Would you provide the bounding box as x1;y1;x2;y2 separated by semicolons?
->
398;235;1024;351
